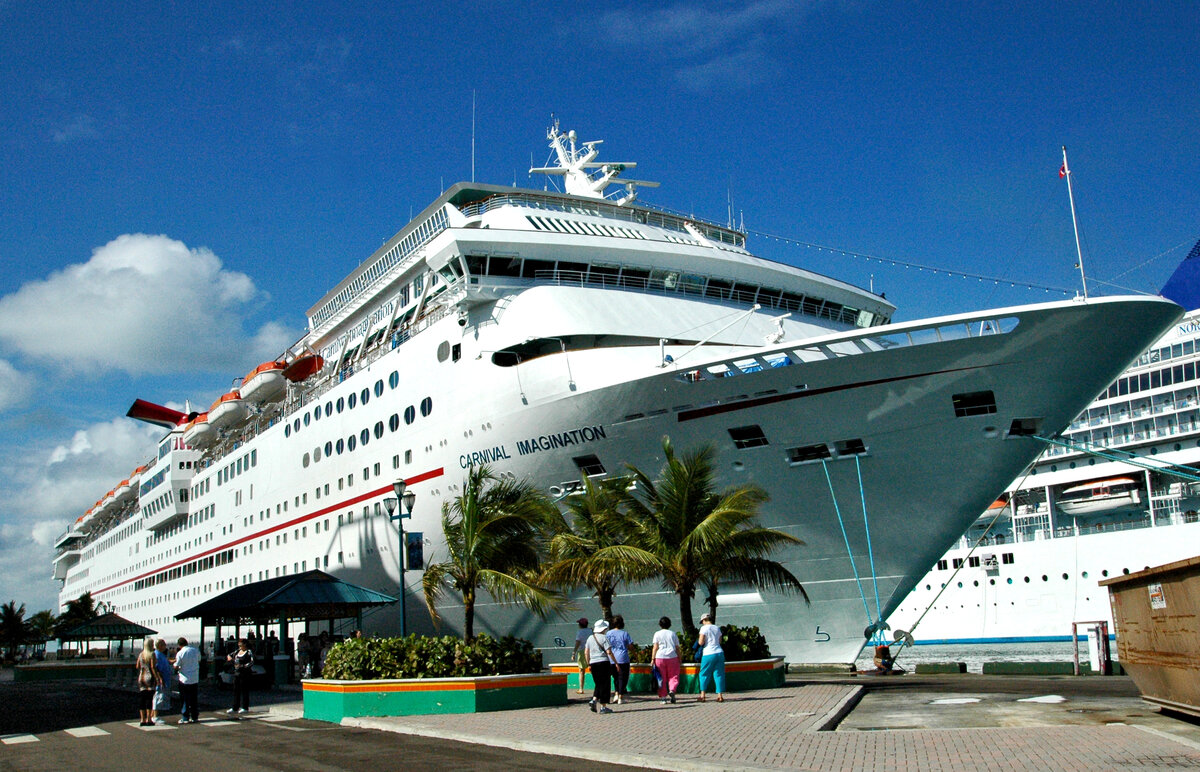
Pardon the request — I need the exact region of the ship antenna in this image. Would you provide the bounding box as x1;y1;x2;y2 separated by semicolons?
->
1061;146;1089;299
471;89;476;182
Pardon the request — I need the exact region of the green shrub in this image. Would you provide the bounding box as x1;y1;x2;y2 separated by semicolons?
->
626;624;771;663
320;633;543;680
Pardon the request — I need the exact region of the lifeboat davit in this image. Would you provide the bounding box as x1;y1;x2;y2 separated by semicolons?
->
283;354;325;383
208;390;248;431
241;361;288;405
183;413;216;447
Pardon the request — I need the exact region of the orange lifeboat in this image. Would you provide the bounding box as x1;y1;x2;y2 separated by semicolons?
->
283;354;325;383
114;477;133;503
208;390;248;431
183;413;217;447
241;361;288;405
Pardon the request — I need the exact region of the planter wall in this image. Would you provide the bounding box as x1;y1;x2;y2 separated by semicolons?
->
551;656;785;693
303;672;567;722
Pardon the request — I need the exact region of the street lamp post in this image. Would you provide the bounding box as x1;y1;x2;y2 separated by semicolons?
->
383;480;416;637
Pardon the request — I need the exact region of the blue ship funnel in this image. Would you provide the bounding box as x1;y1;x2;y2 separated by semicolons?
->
1161;238;1200;311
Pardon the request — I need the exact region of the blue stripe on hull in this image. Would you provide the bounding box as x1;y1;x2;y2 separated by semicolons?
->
913;634;1116;645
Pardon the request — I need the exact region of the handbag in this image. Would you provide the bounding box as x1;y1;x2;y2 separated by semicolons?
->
652;664;662;687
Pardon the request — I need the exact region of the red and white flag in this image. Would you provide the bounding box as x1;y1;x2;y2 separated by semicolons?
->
1058;163;1067;178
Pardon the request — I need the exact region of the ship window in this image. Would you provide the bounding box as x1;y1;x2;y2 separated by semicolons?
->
389;414;400;432
952;558;965;569
953;391;996;417
786;443;831;465
1007;418;1041;437
936;559;948;570
705;279;731;300
728;425;768;449
360;428;369;446
325;401;333;417
251;450;256;467
375;421;384;439
293;418;301;432
405;450;412;464
375;380;384;397
421;397;432;417
336;439;344;455
313;407;320;421
284;425;291;438
573;455;606;477
834;438;867;456
968;556;980;568
361;388;370;405
393;454;400;469
347;435;356;452
1002;553;1014;564
452;343;461;362
405;406;416;425
302;453;310;468
338;478;344;491
348;392;357;410
337;397;345;413
304;412;311;427
389;372;399;389
325;441;332;457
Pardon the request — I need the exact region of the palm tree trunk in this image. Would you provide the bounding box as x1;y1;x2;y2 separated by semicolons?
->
598;586;615;622
704;580;718;623
463;588;475;642
678;584;697;634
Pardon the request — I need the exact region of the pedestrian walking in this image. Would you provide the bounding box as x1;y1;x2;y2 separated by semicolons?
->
650;616;681;704
606;615;633;704
585;619;616;714
697;612;726;702
174;637;201;723
226;637;254;714
570;617;589;694
135;638;160;726
153;638;173;724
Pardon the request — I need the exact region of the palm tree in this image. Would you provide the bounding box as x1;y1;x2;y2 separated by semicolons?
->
54;592;98;637
541;475;657;622
25;610;57;642
620;438;808;634
422;464;564;641
0;600;27;659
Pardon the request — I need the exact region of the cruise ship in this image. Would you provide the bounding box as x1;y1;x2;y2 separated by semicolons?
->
50;126;1182;664
889;249;1200;645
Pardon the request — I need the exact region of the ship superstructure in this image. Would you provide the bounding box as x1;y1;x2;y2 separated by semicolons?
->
52;127;1182;664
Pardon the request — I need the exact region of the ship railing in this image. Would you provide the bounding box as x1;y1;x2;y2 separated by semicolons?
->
665;310;1019;385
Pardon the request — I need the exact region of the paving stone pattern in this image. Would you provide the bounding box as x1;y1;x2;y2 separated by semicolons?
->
343;684;1200;771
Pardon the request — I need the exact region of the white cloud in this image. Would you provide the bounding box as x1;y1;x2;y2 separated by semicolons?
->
0;416;160;612
0;359;32;411
52;112;99;143
0;234;296;375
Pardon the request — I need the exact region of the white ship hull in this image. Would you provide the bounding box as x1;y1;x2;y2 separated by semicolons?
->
890;309;1200;645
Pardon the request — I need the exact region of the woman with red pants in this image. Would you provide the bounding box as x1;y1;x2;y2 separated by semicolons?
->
650;616;681;704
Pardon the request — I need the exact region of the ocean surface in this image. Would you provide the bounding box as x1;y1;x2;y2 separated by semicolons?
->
853;640;1109;674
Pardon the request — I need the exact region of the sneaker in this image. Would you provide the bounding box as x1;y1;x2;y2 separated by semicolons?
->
153;719;166;726
237;708;248;714
178;718;190;725
599;707;613;714
660;698;668;704
226;708;235;714
589;699;597;713
669;692;676;704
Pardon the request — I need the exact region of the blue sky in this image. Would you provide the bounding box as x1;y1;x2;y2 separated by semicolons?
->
1;0;1197;614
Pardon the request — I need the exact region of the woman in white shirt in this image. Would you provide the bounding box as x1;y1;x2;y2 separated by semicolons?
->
650;616;681;704
584;619;616;713
697;612;726;702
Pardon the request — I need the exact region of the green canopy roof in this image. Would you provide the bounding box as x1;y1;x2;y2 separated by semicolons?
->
60;612;157;641
174;570;397;625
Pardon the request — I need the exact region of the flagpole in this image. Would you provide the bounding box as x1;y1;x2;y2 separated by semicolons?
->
1062;146;1088;299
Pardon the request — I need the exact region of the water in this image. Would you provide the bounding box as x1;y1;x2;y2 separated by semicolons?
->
854;640;1101;674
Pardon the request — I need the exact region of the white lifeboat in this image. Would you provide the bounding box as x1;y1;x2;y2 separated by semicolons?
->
208;391;248;431
241;361;288;405
128;465;146;488
183;413;217;447
1057;476;1142;516
114;477;133;503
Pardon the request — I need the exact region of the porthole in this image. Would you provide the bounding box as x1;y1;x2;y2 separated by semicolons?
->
325;402;333;417
1050;465;1057;472
1123;568;1129;574
1042;575;1048;581
957;581;962;588
1062;573;1069;580
437;341;451;362
375;380;384;397
293;418;301;432
337;397;345;413
360;428;369;446
1176;443;1182;451
302;453;310;468
389;414;400;432
1101;570;1109;577
336;439;345;455
314;446;322;462
1023;576;1030;583
325;441;333;457
1069;461;1076;469
285;425;291;438
420;396;432;417
925;584;931;591
404;406;416;425
348;393;357;410
361;388;370;405
389;371;399;389
374;421;384;439
1007;578;1013;584
348;435;357;452
989;579;995;585
972;580;978;587
1151;447;1158;455
1088;458;1094;465
313;407;321;422
304;413;311;427
1082;571;1088;578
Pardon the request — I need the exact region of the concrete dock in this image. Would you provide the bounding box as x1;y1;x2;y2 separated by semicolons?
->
269;673;1200;771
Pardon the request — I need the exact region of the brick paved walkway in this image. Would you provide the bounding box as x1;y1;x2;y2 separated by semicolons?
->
338;684;1200;771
